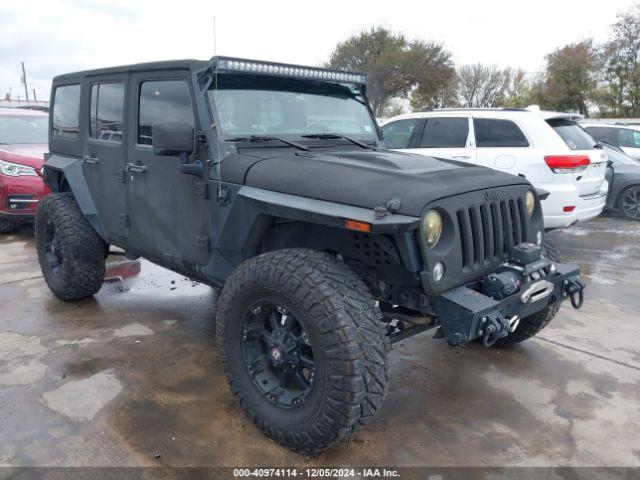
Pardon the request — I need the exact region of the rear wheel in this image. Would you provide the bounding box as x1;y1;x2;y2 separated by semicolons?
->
495;236;562;346
35;193;107;301
216;249;389;454
620;186;640;220
0;218;15;234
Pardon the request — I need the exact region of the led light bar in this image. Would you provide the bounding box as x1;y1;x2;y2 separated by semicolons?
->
213;57;367;85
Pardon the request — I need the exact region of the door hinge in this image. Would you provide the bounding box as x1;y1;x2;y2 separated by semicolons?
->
116;169;126;183
119;213;130;227
196;130;207;144
195;235;211;252
192;181;209;199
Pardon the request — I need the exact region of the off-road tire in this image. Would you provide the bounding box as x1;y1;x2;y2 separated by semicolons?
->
216;249;389;454
35;193;107;301
495;236;562;346
0;218;15;233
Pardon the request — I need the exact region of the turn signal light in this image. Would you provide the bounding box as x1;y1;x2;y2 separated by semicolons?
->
345;219;372;233
544;155;590;174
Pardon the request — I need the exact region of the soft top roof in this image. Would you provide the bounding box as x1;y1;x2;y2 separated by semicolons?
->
53;59;209;83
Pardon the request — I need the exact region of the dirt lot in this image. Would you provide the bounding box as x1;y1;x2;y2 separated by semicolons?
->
1;216;639;468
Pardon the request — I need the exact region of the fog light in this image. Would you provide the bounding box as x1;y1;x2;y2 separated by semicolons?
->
536;230;543;245
433;262;444;282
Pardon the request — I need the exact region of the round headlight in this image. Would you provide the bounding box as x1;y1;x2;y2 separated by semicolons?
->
422;210;442;248
525;191;536;218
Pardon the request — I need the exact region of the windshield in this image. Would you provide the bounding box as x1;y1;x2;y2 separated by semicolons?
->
604;144;640;166
546;118;595;150
0;115;48;144
208;77;377;140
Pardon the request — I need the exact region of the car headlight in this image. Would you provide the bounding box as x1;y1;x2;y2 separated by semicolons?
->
422;210;442;248
0;159;38;177
525;191;535;218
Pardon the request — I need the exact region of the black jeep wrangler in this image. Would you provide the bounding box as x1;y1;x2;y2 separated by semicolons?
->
37;57;584;454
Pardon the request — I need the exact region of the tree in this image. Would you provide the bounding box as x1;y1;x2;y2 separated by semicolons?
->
455;64;521;108
327;27;455;116
543;39;598;115
599;3;640;116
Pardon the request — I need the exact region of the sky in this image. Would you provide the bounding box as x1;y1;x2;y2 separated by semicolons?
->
1;0;638;101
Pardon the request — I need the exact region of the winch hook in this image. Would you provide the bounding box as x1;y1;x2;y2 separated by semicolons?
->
564;278;585;309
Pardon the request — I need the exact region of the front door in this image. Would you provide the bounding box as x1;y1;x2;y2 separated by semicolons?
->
82;75;128;245
411;116;476;164
125;71;210;268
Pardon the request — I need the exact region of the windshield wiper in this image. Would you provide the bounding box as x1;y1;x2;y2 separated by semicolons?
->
301;133;373;150
594;139;623;152
225;135;309;152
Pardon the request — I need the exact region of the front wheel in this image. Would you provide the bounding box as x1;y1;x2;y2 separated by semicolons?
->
216;249;389;454
620;186;640;220
35;193;107;301
494;236;562;346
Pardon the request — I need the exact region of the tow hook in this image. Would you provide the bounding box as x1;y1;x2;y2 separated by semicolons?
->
480;313;510;348
564;278;585;309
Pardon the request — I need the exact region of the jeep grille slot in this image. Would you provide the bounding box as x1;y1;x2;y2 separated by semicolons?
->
457;196;528;269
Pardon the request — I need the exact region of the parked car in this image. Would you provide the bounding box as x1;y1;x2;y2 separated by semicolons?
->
582;122;640;161
38;58;584;454
0;108;50;233
381;108;609;230
598;142;640;220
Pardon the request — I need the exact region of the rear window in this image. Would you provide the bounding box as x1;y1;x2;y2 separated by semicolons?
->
474;118;529;147
547;118;594;150
89;82;125;142
52;84;81;138
419;117;468;148
381;119;418;148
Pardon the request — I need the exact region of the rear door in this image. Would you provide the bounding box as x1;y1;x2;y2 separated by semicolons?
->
125;71;210;267
472;117;530;171
411;116;476;163
546;118;608;197
82;75;128;244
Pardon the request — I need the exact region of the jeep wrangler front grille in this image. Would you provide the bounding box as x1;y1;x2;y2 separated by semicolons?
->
456;197;528;269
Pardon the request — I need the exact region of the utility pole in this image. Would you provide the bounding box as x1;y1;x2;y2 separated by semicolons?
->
32;89;37;102
21;61;29;102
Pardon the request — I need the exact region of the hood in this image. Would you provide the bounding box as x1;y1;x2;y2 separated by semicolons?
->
222;147;529;217
0;144;48;169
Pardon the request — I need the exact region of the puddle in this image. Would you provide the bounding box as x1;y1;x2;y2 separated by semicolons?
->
41;370;122;422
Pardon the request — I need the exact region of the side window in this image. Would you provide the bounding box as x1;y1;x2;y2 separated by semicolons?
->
618;128;640;148
52;85;81;138
381;119;418;149
419;117;468;148
474;118;529;148
89;82;125;142
138;80;194;146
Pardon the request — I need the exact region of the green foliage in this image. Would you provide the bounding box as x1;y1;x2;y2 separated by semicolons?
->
327;27;455;116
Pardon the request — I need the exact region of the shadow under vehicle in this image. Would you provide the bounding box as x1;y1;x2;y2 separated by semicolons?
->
37;57;585;454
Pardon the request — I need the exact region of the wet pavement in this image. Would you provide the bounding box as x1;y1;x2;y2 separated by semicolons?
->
0;216;639;468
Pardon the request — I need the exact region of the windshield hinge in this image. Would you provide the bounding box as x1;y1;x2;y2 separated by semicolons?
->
196;130;208;144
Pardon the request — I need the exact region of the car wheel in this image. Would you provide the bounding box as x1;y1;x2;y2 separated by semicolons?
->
216;248;389;454
494;236;562;346
0;218;15;234
620;186;640;220
35;193;107;301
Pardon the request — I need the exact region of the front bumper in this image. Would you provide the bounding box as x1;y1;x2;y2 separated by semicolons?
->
431;255;583;346
0;174;49;221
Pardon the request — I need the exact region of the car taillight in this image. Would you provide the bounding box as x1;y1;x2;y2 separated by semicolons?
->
544;155;591;174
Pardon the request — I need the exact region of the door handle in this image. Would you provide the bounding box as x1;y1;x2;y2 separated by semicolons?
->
125;163;147;174
452;155;470;159
82;154;100;164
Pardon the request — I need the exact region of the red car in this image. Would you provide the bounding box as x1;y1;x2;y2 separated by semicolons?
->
0;108;50;233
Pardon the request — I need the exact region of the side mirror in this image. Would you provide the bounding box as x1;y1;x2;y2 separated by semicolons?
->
152;122;194;156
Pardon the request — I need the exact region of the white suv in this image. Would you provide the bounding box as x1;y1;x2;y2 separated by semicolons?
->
381;108;609;229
